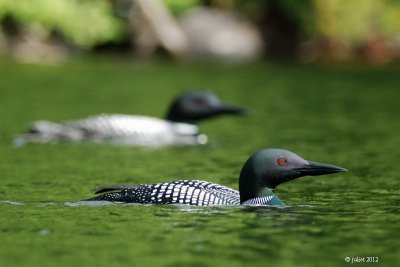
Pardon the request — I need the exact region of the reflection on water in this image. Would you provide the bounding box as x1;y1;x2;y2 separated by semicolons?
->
64;201;116;207
2;200;25;205
37;229;51;236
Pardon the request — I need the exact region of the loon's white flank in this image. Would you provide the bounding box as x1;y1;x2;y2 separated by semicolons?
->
15;114;207;147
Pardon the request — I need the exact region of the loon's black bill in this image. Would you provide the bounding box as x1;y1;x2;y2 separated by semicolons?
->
295;161;347;176
217;104;247;115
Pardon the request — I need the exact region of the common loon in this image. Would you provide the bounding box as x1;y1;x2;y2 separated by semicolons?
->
86;149;347;206
15;91;245;147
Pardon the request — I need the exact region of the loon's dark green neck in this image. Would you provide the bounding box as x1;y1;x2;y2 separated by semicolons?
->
238;155;280;204
239;161;260;203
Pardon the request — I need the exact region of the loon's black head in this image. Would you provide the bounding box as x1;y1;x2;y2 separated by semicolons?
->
166;90;246;123
239;148;347;203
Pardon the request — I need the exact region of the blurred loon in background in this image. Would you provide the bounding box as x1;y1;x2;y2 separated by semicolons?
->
15;91;245;147
86;149;347;206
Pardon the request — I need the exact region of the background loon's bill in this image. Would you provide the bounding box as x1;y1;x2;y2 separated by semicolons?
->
85;149;347;206
14;90;245;147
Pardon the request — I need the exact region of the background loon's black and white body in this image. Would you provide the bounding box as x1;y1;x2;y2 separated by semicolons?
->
86;149;347;206
15;91;245;147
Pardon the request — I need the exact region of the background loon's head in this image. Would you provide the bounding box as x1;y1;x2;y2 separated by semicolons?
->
239;148;347;203
166;90;246;123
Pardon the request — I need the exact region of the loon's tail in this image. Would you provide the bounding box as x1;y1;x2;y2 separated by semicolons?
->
83;193;125;202
83;184;140;202
14;120;84;147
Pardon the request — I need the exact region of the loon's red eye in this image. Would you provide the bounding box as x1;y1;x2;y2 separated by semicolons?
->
277;157;287;166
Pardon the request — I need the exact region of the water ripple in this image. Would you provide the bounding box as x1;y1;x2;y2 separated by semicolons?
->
1;200;25;205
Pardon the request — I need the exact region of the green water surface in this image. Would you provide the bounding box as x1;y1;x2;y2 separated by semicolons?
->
0;59;399;267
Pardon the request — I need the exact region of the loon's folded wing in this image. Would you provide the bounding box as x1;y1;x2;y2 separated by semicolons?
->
66;114;205;146
201;182;240;205
67;115;172;137
94;184;140;194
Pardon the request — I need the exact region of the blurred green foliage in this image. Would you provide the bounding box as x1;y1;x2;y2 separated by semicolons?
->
0;0;124;48
279;0;315;34
1;0;400;55
311;0;400;43
279;0;400;44
233;0;400;45
0;0;200;48
164;0;199;14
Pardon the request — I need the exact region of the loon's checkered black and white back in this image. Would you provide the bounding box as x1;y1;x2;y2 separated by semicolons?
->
89;180;240;206
15;114;206;147
66;114;205;146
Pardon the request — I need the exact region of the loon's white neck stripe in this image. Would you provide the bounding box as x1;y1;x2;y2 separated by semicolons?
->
242;195;274;205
